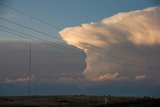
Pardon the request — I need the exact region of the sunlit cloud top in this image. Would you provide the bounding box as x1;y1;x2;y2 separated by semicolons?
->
59;6;160;82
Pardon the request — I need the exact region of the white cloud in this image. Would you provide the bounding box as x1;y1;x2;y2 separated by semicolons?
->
5;75;35;84
135;75;146;80
94;72;118;81
59;6;160;81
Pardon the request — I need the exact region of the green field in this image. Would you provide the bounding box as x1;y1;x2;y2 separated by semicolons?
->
0;95;160;107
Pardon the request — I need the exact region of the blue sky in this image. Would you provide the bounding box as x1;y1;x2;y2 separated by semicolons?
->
9;0;159;25
0;0;160;96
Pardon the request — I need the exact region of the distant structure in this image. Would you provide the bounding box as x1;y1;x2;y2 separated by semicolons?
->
104;96;108;104
104;94;111;104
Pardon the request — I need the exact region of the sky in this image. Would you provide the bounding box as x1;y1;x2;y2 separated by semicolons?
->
0;0;160;96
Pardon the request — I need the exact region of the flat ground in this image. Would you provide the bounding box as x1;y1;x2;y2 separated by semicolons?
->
0;95;160;107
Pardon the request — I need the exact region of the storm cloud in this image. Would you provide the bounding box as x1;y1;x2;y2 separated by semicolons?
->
59;6;160;82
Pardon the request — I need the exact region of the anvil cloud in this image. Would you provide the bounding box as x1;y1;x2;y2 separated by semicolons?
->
59;6;160;82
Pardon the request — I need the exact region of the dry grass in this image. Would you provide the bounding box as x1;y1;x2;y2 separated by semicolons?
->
0;95;159;107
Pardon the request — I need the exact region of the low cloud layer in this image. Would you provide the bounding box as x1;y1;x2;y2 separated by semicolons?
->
4;74;35;84
59;6;160;82
0;40;86;83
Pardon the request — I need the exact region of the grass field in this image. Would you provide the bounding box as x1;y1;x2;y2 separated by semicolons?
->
0;95;160;107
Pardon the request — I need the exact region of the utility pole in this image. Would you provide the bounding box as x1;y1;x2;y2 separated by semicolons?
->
28;43;31;96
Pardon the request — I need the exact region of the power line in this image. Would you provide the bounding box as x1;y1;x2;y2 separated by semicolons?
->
0;2;61;30
0;4;159;70
0;12;159;64
1;17;159;68
0;28;160;71
0;25;159;70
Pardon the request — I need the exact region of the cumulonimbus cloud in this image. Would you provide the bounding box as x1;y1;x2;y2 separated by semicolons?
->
59;6;160;81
